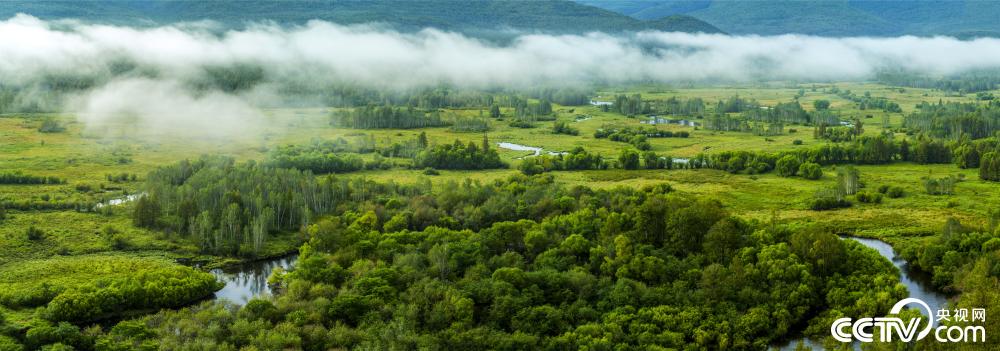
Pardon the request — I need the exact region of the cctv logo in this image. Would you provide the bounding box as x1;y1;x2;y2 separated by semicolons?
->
831;298;986;343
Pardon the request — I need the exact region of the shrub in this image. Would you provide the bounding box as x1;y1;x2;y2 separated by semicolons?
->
776;155;800;177
509;120;535;128
855;191;883;204
38;119;66;133
809;189;851;210
792;139;803;145
813;100;831;110
809;197;851;211
552;121;579;136
798;162;823;180
26;226;44;241
981;152;1000;181
422;167;440;176
886;186;904;198
0;335;24;351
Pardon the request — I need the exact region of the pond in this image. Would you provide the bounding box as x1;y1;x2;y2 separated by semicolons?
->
93;193;143;209
772;237;949;350
209;254;298;305
642;116;698;127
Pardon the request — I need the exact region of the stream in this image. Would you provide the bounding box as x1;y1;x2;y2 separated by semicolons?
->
496;142;567;158
209;254;298;305
772;237;949;350
93;193;143;209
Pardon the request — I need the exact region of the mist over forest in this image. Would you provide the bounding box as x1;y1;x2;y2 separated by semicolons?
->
7;2;1000;350
3;13;1000;137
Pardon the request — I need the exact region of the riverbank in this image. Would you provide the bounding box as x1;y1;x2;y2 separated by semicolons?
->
772;236;951;350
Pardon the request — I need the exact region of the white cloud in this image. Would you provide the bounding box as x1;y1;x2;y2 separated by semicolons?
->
1;14;1000;136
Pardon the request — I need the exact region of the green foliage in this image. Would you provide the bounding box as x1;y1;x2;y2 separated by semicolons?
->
0;335;24;351
982;151;1000;181
923;174;959;195
618;148;640;170
25;226;44;241
450;116;491;133
877;184;905;198
88;176;901;350
45;265;221;323
25;322;87;350
332;105;447;129
37;118;65;133
266;142;368;174
414;139;505;170
551;121;579;136
905;100;1000;139
798;162;823;180
131;196;160;229
812;99;830;110
594;125;688;150
809;188;851;211
518;147;606;175
855;191;883;204
776;155;800;177
140;156;360;256
0;172;64;185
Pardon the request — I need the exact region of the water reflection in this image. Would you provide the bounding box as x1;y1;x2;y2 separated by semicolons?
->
210;254;298;305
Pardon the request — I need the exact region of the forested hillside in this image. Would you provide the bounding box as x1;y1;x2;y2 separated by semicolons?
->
578;0;1000;37
0;0;723;35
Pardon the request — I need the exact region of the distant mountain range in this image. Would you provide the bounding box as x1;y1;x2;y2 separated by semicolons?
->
0;0;723;36
576;0;1000;37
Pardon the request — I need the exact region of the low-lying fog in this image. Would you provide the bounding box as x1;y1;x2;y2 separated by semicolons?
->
2;14;1000;137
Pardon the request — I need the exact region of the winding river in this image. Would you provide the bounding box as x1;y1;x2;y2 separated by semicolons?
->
773;237;949;350
193;237;946;348
496;142;567;158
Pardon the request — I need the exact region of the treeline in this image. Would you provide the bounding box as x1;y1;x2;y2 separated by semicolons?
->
608;95;707;117
716;95;760;113
814;119;863;142
905;100;1000;140
331;105;448;129
45;266;222;323
319;86;592;109
740;101;809;124
707;100;847;135
833;89;902;113
267;145;365;174
704;116;786;136
518;147;607;174
887;213;1000;346
82;175;902;350
0;172;64;185
611;94;648;116
414;138;505;170
877;70;1000;93
594;125;689;150
656;96;705;116
687;134;959;174
519;148;687;175
135;156;418;256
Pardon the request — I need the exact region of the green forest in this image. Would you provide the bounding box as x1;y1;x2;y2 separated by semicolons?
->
3;4;1000;350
